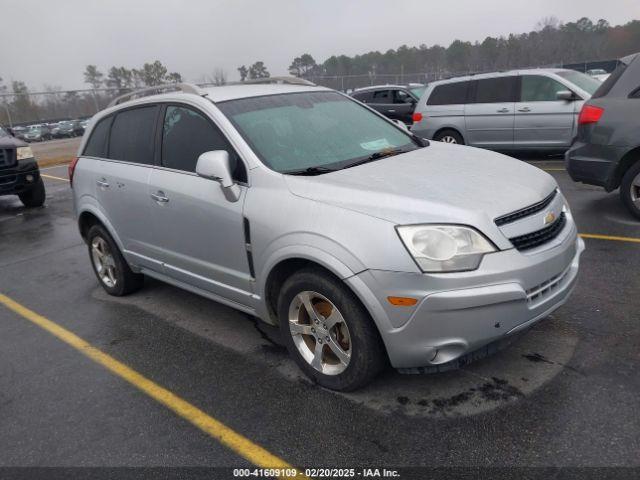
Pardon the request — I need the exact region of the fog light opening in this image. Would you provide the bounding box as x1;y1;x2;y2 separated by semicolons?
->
26;174;34;183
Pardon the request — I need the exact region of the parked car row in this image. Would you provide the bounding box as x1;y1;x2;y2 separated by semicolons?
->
11;118;90;142
351;60;639;219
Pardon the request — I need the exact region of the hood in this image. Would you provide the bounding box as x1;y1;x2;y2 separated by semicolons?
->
284;142;557;227
0;135;27;148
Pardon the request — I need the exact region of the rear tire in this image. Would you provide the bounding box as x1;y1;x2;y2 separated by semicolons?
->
434;129;464;145
620;161;640;219
18;178;46;208
277;268;385;391
87;224;144;296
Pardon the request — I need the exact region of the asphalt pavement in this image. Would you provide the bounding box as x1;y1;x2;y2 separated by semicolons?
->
0;160;638;478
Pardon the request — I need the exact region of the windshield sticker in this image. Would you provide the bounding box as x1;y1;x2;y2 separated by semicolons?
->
360;138;393;151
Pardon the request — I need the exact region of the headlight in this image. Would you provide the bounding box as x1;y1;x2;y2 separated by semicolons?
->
16;146;34;161
396;224;496;273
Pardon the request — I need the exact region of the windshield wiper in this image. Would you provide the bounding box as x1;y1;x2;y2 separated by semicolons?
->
284;166;337;176
343;147;409;170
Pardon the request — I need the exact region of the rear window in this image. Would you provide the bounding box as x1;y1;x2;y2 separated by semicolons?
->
471;76;517;103
592;63;628;99
83;117;111;158
108;106;158;165
427;81;469;105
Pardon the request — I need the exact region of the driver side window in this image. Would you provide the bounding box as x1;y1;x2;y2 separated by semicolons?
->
520;75;568;102
161;105;247;182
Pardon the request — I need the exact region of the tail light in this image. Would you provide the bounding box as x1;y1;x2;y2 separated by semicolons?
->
578;105;604;125
68;157;80;187
412;112;423;123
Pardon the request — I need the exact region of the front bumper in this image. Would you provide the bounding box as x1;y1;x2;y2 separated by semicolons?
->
0;158;41;196
348;226;585;369
565;140;625;191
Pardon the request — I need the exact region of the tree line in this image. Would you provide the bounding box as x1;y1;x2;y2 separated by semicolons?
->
285;17;640;79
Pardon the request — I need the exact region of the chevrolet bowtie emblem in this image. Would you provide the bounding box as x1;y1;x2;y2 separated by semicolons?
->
544;212;556;225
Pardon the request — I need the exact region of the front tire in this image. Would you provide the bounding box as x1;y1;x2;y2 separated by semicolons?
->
620;161;640;219
18;178;46;207
87;224;144;296
434;129;464;145
277;268;385;391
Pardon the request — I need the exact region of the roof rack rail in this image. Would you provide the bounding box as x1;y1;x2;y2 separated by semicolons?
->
108;83;207;107
232;76;316;86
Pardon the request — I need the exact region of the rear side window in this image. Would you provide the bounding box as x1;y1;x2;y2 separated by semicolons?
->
83;117;111;158
472;77;517;103
393;90;412;104
372;90;392;102
427;81;469;105
161;105;247;182
592;63;627;99
108;106;158;165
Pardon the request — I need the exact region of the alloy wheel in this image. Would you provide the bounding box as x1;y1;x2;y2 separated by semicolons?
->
288;291;352;375
91;236;117;288
630;172;640;208
440;135;458;144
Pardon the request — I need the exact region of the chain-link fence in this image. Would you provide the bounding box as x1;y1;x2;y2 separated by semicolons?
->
0;58;620;127
0;87;138;128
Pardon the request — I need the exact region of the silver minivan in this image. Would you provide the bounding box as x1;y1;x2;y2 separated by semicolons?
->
72;82;584;390
412;69;601;151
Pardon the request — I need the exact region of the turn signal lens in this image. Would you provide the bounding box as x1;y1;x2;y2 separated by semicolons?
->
412;112;423;123
387;296;418;307
578;105;604;125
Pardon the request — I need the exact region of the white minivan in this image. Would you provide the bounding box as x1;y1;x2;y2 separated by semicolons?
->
411;69;601;151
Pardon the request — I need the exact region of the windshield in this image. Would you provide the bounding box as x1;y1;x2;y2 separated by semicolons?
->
556;71;601;96
218;91;418;173
410;86;426;98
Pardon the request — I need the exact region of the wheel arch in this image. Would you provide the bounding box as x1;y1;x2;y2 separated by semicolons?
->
76;206;125;252
610;145;640;191
433;126;466;144
259;246;359;326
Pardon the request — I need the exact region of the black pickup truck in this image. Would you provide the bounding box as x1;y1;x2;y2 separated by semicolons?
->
0;126;46;207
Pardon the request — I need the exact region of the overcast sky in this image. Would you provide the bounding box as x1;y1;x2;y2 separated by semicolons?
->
1;0;638;91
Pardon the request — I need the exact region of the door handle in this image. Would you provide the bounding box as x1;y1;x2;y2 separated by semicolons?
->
497;108;510;113
150;191;169;204
518;107;531;112
96;178;110;188
388;109;396;113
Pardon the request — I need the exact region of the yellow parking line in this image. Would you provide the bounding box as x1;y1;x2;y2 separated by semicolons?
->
41;174;70;182
580;233;640;244
0;293;306;479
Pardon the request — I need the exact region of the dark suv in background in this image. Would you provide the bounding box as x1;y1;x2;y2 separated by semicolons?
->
351;84;425;125
0;126;46;207
566;53;640;218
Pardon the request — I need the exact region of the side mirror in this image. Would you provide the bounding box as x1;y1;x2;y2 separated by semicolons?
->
556;90;576;101
393;119;410;131
196;150;234;188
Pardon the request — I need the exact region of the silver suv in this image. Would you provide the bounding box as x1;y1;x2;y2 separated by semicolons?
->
71;81;584;390
412;69;601;151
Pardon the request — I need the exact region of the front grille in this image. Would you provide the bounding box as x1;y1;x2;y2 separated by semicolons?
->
0;174;17;186
0;149;12;168
508;211;566;251
526;264;571;304
495;189;558;226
